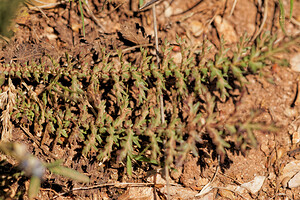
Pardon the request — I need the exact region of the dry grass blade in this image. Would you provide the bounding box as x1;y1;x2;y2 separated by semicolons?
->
290;17;300;26
139;0;161;10
195;155;220;197
83;0;106;32
252;0;268;41
229;0;238;17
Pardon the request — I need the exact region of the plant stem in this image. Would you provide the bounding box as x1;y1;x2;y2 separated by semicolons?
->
152;4;169;199
152;5;160;66
152;5;165;124
252;0;268;41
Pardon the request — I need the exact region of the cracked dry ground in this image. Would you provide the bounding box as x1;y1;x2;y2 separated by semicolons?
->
0;0;300;199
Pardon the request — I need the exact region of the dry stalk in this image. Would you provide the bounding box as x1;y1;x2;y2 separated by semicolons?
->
229;0;238;17
0;78;16;141
140;0;169;198
252;0;269;41
151;4;169;200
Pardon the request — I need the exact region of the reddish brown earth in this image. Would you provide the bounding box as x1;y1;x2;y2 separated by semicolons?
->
0;0;300;199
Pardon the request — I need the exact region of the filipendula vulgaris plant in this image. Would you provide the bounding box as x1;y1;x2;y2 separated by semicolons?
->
1;32;298;177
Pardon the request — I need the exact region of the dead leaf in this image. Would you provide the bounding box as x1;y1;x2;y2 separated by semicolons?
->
119;22;149;45
240;176;266;194
280;160;300;188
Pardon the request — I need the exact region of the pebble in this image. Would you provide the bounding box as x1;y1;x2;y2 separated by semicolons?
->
290;53;300;72
173;8;183;15
280;160;300;188
214;15;238;43
239;176;266;194
292;128;300;145
172;52;182;64
197;177;209;186
190;20;204;37
268;172;276;180
164;5;173;18
147;173;167;184
288;171;300;188
284;107;297;118
218;189;235;199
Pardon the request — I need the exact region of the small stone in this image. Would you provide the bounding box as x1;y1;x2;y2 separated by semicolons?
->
46;33;58;40
190;20;204;37
214;15;238;43
45;26;54;33
276;147;285;160
284;107;297;118
235;185;246;194
240;176;266;194
218;189;235;200
292;128;300;145
172;52;182;64
268;172;276;180
71;23;81;33
197;177;209;187
164;6;173;18
290;53;300;72
173;8;183;15
280;160;300;187
147;173;167;185
288;171;300;188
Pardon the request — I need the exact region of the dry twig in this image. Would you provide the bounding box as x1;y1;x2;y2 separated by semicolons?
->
139;0;168;198
252;0;269;41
